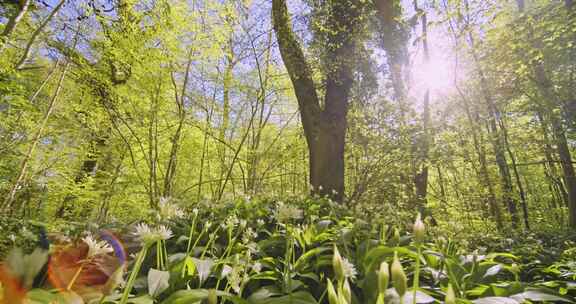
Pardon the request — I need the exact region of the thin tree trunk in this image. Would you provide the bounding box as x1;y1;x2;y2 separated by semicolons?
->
15;0;66;70
460;92;503;229
0;0;32;51
2;61;69;212
413;1;431;216
466;25;519;228
519;0;576;227
498;116;530;230
164;51;193;198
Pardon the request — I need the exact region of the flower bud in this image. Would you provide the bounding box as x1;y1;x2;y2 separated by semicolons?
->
391;252;407;298
333;245;345;281
327;280;339;304
342;279;352;304
445;284;456;304
378;261;389;294
413;213;426;244
391;228;400;246
510;263;520;274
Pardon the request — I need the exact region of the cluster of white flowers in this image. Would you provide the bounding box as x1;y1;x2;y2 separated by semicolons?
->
225;215;239;228
82;235;113;258
251;262;262;273
276;202;303;222
158;197;185;220
341;257;358;280
222;258;251;294
133;223;173;245
242;227;257;244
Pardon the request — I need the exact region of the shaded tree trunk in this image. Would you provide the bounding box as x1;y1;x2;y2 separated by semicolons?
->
272;0;362;202
466;27;519;228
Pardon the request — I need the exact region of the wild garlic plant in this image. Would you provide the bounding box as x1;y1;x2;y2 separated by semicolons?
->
328;245;357;304
66;235;113;291
391;251;408;303
412;213;426;304
119;223;173;304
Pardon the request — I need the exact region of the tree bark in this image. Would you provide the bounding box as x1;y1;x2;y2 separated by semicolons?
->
413;2;432;215
15;0;67;70
0;0;31;51
467;27;519;228
458;86;503;229
272;0;361;202
2;62;69;212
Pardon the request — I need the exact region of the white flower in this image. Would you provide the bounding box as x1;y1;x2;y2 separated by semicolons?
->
8;234;16;242
256;219;265;226
82;235;113;258
246;242;259;254
157;225;173;241
252;262;262;273
158;197;184;220
133;223;157;245
341;258;358;280
133;223;173;245
276;203;303;222
192;208;199;216
221;265;233;278
226;215;239;228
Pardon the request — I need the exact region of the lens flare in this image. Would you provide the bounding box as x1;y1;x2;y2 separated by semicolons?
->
47;230;127;296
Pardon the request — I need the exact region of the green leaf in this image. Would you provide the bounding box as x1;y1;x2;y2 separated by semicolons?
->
483;264;502;278
510;290;575;303
403;289;435;304
128;295;155;304
247;291;317;304
148;268;170;297
25;289;57;304
247;286;282;303
161;289;209;304
293;246;330;272
472;297;519;304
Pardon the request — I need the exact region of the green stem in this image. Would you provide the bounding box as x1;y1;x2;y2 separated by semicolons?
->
120;245;149;304
186;214;198;254
66;264;84;291
200;226;221;259
412;245;422;304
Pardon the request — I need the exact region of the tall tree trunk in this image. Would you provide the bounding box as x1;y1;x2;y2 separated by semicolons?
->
413;1;431;216
164;51;193;198
466;26;519;228
498;116;530;230
519;2;576;228
536;111;569;207
272;0;362;202
0;0;31;52
2;62;69;212
15;0;67;70
458;88;503;229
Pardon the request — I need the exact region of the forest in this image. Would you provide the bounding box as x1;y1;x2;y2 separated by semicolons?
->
0;0;575;303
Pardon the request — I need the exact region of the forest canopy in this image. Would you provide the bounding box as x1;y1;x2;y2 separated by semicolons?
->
0;0;575;303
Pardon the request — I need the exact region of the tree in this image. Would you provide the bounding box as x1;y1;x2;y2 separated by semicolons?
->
271;0;366;202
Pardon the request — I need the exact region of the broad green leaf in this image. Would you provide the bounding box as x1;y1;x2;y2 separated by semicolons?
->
483;264;502;278
247;291;317;304
510;290;575;303
472;297;519;304
148;268;170;297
